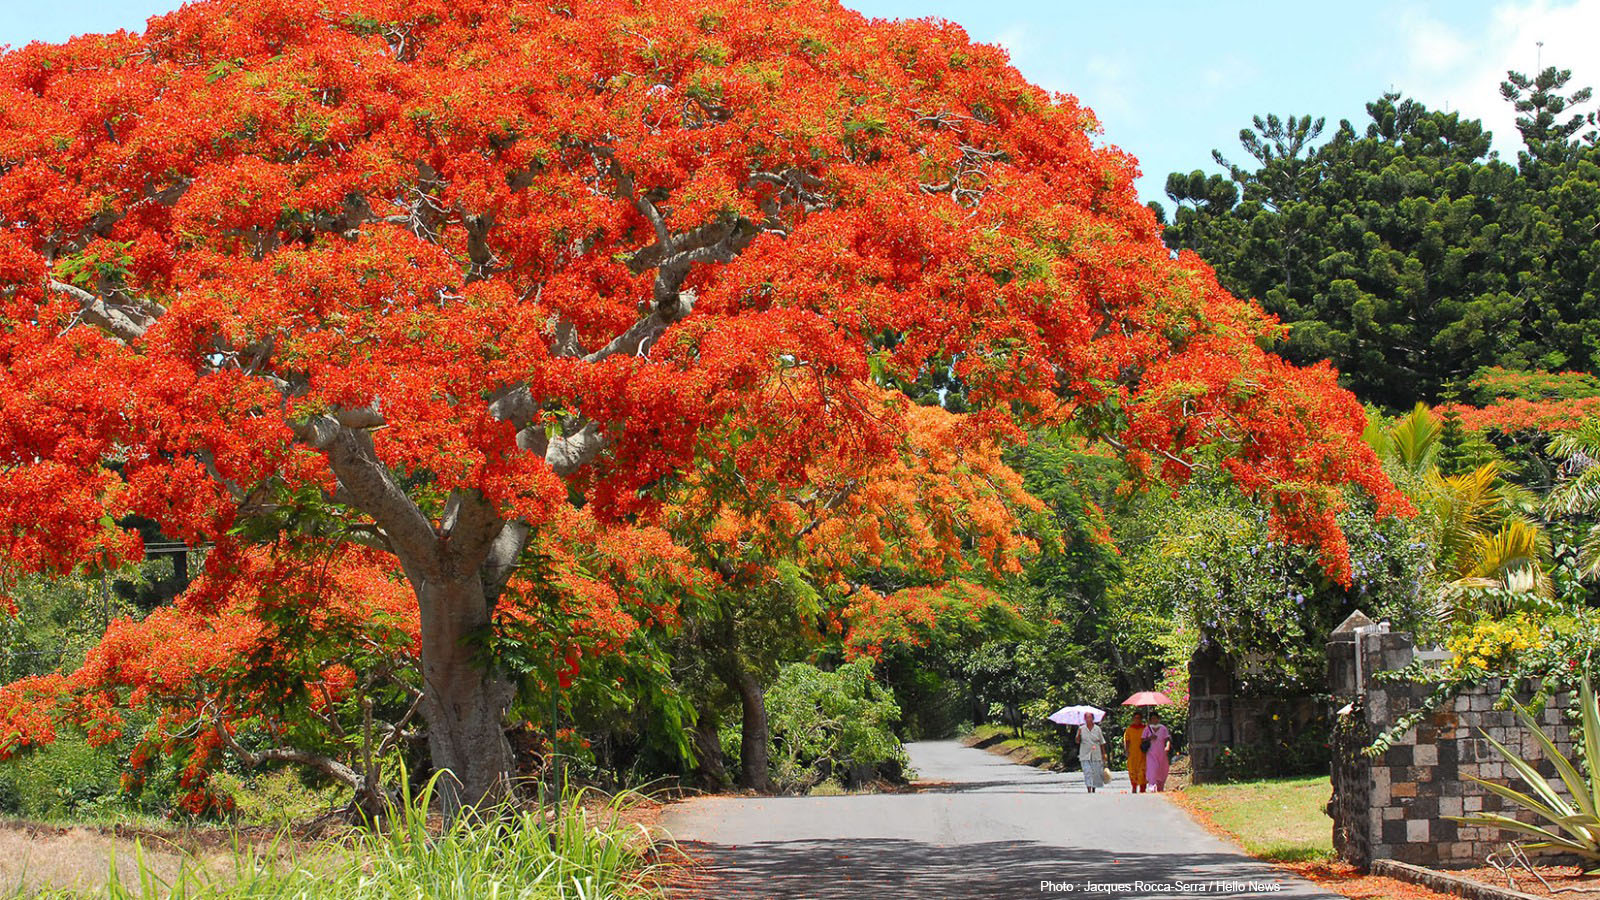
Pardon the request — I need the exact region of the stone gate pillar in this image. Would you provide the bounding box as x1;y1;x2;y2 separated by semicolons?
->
1187;644;1234;784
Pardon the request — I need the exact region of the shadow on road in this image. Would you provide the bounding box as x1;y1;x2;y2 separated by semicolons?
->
910;778;1130;795
671;837;1312;899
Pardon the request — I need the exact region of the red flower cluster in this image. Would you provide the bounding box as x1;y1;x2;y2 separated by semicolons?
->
1439;397;1600;435
0;0;1396;587
841;581;1010;660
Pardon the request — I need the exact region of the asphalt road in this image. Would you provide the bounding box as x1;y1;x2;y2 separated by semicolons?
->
661;740;1337;900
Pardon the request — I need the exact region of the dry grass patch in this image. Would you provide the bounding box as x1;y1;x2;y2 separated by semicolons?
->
0;823;236;896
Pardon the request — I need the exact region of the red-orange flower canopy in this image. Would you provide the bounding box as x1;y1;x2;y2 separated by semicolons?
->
0;0;1402;588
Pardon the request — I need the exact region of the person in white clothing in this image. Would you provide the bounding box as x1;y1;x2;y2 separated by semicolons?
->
1077;712;1106;793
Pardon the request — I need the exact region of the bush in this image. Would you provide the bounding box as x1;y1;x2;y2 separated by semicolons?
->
0;733;131;820
766;659;908;792
208;769;344;828
0;722;183;822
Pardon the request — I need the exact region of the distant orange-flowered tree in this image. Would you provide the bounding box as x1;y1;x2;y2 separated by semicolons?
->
667;394;1041;789
0;0;1402;812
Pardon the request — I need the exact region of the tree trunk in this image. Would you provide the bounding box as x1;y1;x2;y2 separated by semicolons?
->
693;704;729;790
317;434;521;822
415;574;515;820
731;666;772;792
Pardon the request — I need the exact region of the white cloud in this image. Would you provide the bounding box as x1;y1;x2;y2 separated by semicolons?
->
1399;9;1473;71
1398;0;1600;155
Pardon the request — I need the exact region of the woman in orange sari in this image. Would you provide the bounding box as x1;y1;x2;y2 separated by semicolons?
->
1123;712;1147;793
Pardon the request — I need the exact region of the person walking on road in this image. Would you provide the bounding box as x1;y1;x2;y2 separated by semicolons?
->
1077;712;1106;793
1143;711;1172;792
1123;711;1147;793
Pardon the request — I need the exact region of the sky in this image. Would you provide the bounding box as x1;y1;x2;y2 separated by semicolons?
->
3;0;1597;210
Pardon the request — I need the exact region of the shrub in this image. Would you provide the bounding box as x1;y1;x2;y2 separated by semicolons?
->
766;659;908;792
0;733;133;820
207;769;344;828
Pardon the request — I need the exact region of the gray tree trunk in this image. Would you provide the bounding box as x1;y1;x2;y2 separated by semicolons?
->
732;667;772;792
415;572;516;820
693;705;729;789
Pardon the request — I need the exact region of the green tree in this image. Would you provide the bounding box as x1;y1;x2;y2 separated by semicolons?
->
1114;478;1431;694
764;659;908;793
1161;76;1600;407
1501;66;1597;166
1545;417;1600;578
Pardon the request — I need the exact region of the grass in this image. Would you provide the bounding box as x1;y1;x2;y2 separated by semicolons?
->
1175;775;1335;863
4;776;668;899
966;724;1066;768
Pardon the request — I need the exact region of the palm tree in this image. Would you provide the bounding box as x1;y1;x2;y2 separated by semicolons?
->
1376;403;1442;476
1544;417;1600;577
1372;406;1552;620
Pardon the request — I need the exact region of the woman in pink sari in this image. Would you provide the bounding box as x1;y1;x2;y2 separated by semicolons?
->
1142;710;1172;791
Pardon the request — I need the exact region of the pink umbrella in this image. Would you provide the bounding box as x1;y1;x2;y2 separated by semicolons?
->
1121;691;1174;707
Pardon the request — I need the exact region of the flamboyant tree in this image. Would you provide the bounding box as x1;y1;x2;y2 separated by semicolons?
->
0;0;1403;811
670;394;1041;789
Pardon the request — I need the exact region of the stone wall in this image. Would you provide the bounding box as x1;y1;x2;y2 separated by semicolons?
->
1187;644;1326;784
1187;645;1234;782
1328;621;1574;869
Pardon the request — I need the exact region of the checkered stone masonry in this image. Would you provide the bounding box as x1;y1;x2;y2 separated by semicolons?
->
1326;626;1576;870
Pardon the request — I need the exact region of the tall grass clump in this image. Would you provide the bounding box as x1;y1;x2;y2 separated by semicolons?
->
91;774;667;899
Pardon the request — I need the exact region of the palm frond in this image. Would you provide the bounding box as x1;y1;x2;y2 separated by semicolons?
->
1579;525;1600;580
1430;461;1508;574
1460;519;1554;598
1548;418;1600;465
1545;417;1600;519
1496;480;1542;518
1547;465;1600;517
1387;403;1442;474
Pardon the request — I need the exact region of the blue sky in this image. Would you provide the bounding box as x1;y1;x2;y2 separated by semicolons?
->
5;0;1597;210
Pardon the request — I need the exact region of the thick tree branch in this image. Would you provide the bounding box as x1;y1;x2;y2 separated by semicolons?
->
49;281;160;343
216;723;363;790
295;421;439;564
438;489;503;575
333;404;385;429
484;393;611;478
580;292;696;363
542;420;608;476
482;518;531;609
